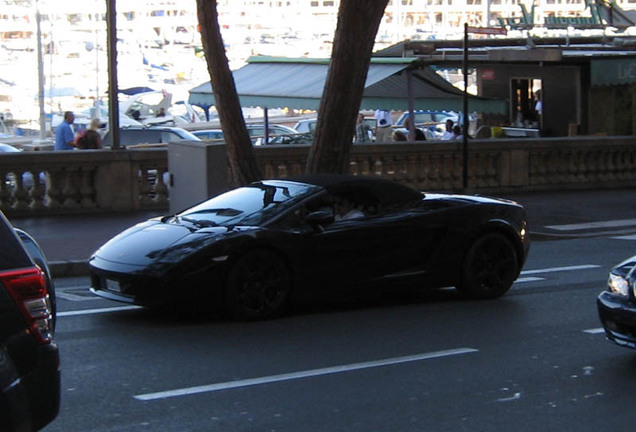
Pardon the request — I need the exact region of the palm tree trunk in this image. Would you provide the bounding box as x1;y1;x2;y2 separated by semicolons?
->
306;0;389;174
197;0;262;186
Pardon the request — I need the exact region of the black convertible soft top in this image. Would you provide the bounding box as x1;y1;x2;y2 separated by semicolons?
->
279;174;424;207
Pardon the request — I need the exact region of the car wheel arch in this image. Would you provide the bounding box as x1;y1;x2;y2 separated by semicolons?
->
223;244;294;320
472;220;525;271
457;225;522;299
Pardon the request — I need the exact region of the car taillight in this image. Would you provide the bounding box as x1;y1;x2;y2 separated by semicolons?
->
0;267;54;344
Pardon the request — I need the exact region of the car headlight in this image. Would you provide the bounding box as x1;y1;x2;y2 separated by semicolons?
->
608;273;630;296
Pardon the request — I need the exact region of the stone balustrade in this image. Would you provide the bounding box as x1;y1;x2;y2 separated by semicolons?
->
0;149;169;216
1;135;636;217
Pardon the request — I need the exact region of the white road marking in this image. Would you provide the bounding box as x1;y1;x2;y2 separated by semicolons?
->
55;292;95;302
612;234;636;240
514;277;544;283
496;392;522;402
57;305;142;317
546;218;636;231
134;347;479;401
583;328;605;335
520;264;600;275
515;265;600;284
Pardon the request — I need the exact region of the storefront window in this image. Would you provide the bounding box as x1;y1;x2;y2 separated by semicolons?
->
510;78;542;129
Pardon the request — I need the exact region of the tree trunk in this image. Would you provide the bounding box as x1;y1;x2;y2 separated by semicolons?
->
306;0;389;174
196;0;262;186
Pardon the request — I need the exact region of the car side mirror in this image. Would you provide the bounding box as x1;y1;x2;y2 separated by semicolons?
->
305;210;334;230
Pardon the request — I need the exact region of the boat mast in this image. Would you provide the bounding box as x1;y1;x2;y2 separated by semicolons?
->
35;0;46;140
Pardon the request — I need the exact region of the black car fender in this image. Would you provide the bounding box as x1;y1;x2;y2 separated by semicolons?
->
223;235;297;287
470;218;528;271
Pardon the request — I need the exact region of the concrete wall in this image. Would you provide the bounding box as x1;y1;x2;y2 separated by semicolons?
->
1;135;636;217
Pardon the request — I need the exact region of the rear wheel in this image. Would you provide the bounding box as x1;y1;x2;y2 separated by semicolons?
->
457;233;518;299
225;249;291;320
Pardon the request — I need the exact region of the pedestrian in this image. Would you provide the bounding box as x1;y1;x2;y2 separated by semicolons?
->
374;109;392;143
392;130;407;141
403;117;426;141
452;125;463;140
54;111;76;151
75;118;102;149
441;119;455;140
354;113;372;143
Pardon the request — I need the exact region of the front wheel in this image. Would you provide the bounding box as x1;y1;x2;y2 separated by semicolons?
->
457;233;518;299
225;249;291;320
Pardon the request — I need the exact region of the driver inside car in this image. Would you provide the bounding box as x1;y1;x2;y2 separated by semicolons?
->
334;194;365;221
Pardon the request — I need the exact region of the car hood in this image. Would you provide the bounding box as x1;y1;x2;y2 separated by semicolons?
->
92;219;239;266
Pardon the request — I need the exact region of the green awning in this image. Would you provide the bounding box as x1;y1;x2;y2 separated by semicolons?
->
591;58;636;86
188;56;507;114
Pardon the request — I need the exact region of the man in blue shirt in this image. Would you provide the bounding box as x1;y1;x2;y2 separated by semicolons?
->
54;111;76;151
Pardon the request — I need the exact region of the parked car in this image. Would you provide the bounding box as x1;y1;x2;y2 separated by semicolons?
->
192;124;301;145
247;124;297;145
89;175;529;320
292;118;317;134
102;125;200;148
597;255;636;349
191;129;224;141
0;210;59;431
395;110;457;139
395;110;456;127
293;118;377;141
0;143;22;153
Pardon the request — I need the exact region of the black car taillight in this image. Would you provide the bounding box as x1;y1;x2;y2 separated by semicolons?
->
0;267;54;344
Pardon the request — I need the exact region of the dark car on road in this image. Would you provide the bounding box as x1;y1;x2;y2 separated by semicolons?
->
0;211;59;431
89;175;530;320
598;255;636;349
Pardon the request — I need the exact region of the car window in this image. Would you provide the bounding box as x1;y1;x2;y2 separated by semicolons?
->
121;130;161;146
433;113;453;122
195;130;223;140
0;215;32;271
246;126;264;138
414;113;434;123
161;131;188;142
178;181;322;227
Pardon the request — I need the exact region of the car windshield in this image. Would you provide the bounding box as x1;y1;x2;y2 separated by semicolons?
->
176;181;321;227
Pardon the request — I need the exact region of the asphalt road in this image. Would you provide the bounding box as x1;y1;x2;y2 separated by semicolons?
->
43;231;636;432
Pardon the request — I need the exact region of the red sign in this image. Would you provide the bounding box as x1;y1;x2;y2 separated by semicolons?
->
466;26;508;35
481;70;496;80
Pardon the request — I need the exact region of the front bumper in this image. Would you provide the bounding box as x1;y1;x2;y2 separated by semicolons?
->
89;258;227;309
597;291;636;349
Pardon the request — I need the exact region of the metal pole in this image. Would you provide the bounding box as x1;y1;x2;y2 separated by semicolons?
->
35;0;46;141
462;23;469;190
406;69;415;141
106;0;121;150
263;107;269;146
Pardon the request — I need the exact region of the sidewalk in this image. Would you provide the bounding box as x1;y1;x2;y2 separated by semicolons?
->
8;187;636;277
502;187;636;239
10;211;162;278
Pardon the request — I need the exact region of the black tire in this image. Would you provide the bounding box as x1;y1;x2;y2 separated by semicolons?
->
457;233;518;299
225;249;291;320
